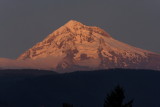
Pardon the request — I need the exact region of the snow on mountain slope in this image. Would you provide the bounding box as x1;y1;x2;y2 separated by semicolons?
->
1;20;160;72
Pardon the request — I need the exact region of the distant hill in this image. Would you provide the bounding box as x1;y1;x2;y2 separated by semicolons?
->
0;69;159;107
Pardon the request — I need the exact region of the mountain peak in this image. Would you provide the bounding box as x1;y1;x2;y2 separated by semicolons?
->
16;20;160;71
63;20;111;38
64;20;85;28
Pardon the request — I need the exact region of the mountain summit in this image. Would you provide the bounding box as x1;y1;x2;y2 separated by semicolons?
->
15;20;160;72
17;20;112;60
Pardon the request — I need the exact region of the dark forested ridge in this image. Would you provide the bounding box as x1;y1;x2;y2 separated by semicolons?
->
0;69;159;107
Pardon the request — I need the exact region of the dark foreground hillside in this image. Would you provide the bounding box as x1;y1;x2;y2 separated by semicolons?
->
0;69;159;107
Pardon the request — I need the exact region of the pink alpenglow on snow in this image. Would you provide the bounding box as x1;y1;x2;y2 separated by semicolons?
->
0;20;160;72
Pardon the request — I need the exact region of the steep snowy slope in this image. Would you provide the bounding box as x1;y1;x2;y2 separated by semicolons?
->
15;20;160;72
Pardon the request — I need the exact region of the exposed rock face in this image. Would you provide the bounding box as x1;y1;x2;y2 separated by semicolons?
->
16;20;160;72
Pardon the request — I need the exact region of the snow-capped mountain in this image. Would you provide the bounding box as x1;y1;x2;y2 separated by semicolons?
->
15;20;160;72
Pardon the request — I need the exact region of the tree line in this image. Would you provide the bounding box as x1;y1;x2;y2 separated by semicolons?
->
63;85;133;107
